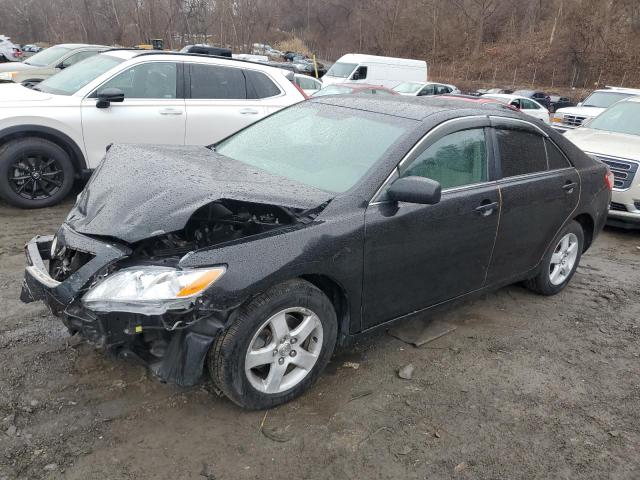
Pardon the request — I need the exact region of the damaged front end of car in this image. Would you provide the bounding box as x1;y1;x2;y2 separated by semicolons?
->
20;144;332;387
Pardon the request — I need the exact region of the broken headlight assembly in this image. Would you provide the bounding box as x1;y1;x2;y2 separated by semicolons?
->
82;266;226;315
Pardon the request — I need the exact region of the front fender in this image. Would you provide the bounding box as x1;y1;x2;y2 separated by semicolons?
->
179;210;366;333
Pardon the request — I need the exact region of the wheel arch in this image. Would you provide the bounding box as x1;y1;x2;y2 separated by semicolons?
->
0;125;87;174
299;274;351;345
573;213;595;252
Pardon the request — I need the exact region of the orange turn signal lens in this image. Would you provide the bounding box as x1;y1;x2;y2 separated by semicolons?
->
176;268;226;297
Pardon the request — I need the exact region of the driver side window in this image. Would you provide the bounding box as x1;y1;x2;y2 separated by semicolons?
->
97;62;177;99
401;129;488;190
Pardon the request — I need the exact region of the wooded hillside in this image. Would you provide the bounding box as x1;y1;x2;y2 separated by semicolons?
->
1;0;639;89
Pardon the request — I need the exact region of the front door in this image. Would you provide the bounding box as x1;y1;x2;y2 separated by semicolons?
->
81;61;186;167
362;125;500;329
485;118;580;284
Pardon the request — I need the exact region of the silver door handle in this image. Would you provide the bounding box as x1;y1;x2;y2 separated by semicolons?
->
159;108;183;116
240;108;259;115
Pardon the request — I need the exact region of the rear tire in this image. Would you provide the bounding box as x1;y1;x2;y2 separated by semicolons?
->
0;138;75;208
209;279;337;409
524;220;584;296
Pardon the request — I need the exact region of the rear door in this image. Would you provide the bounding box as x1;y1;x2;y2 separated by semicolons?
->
485;117;579;284
185;63;287;145
362;118;500;328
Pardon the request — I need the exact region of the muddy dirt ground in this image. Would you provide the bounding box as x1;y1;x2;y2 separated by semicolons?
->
1;197;639;480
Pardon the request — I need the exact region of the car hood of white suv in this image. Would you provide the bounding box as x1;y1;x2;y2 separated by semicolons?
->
555;105;605;119
0;62;38;73
0;82;54;102
564;127;640;162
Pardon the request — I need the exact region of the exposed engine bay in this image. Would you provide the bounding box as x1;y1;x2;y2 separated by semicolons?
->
132;199;309;259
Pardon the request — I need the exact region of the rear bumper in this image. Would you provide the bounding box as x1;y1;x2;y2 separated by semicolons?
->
21;226;222;386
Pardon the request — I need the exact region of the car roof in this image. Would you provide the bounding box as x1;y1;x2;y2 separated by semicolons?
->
100;49;292;75
309;95;518;121
54;43;109;49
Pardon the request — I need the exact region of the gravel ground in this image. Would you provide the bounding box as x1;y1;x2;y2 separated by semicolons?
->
1;197;639;480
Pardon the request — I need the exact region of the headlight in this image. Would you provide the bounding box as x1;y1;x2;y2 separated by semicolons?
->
82;266;226;314
551;114;563;123
0;72;17;81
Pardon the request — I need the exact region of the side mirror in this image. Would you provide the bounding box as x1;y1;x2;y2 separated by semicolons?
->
577;102;582;107
96;88;125;109
351;71;360;81
56;63;67;70
387;176;441;205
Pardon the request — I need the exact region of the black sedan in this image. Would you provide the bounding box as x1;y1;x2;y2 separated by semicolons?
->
21;96;611;409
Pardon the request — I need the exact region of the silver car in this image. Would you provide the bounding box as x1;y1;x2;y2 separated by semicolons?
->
0;44;108;86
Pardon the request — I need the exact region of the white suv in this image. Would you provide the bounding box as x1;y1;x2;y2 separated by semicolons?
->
551;86;640;133
0;50;306;208
564;97;640;228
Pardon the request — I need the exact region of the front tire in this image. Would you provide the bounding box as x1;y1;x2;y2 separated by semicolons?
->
0;138;75;208
524;220;584;296
209;279;337;409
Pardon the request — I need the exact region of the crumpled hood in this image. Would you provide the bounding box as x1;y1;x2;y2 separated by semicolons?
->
564;128;640;162
66;144;333;243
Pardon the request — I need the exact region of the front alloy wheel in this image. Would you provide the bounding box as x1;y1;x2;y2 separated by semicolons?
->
8;154;65;201
0;138;74;208
209;279;337;409
245;307;323;394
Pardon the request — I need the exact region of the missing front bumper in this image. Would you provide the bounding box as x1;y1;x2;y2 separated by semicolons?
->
20;226;224;386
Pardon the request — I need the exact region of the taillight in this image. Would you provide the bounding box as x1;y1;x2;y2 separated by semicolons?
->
291;81;309;100
604;169;614;191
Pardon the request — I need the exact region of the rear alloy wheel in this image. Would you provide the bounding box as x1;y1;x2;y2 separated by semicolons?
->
0;138;74;208
209;279;337;409
524;220;584;295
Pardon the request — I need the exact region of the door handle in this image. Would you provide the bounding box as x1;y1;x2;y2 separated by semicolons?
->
239;108;259;115
475;201;499;216
159;108;183;116
562;181;577;193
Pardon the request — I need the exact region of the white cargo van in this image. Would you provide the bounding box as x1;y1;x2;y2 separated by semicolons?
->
322;54;427;88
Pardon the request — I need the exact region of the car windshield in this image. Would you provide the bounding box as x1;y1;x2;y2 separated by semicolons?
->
313;85;353;97
393;82;424;94
582;91;634;108
24;46;71;66
216;103;411;193
36;54;125;95
587;102;640;136
325;62;357;78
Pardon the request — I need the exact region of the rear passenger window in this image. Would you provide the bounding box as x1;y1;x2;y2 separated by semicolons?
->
545;138;571;169
496;129;547;177
190;64;246;99
245;70;280;99
402;129;487;189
